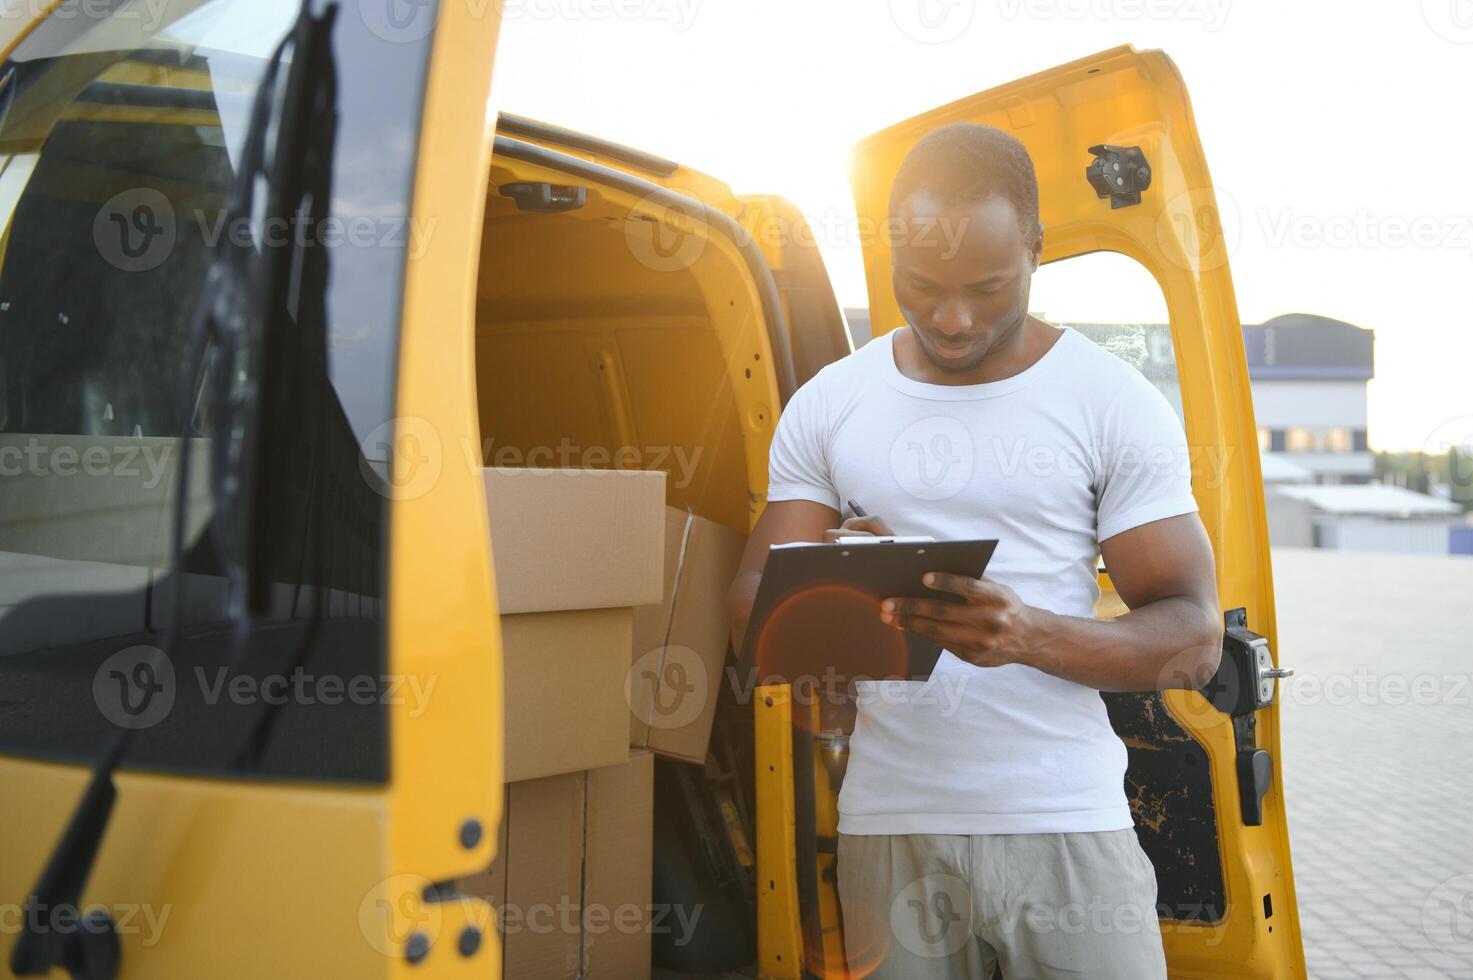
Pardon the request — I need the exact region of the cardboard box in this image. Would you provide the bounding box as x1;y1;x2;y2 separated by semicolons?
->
629;507;747;764
583;750;654;978
502;607;633;782
465;752;655;980
482;467;666;615
504;771;585;979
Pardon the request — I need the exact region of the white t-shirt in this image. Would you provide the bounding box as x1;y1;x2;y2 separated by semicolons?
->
765;325;1200;835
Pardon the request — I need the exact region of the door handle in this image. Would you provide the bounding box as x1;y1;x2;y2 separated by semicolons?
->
1200;608;1290;826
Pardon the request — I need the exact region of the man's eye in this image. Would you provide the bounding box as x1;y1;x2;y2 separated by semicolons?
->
969;285;1001;297
911;281;938;293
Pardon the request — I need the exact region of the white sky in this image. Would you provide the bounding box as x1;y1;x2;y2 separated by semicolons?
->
486;0;1473;452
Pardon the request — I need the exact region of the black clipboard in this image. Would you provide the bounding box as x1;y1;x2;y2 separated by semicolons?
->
738;538;998;682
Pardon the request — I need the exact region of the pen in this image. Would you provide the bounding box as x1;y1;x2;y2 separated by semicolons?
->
847;498;868;519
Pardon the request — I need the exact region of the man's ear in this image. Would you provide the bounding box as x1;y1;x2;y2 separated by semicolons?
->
1029;223;1045;270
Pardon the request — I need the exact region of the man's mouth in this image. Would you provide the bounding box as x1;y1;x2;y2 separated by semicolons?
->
929;338;978;359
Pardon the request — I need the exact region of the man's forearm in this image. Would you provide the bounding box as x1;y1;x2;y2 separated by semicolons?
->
1021;596;1223;693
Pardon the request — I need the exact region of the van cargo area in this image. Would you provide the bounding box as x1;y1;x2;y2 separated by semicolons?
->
464;136;782;976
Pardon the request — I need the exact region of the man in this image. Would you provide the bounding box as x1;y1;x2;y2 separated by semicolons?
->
726;122;1223;978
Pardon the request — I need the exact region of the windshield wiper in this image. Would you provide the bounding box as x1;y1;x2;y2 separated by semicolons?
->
9;4;338;976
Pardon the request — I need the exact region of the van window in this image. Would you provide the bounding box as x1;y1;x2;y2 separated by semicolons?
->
1029;251;1184;425
0;0;434;781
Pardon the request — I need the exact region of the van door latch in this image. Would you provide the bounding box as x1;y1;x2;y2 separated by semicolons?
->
1199;607;1294;826
1086;144;1151;208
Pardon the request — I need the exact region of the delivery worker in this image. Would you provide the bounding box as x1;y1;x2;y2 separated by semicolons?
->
726;122;1223;979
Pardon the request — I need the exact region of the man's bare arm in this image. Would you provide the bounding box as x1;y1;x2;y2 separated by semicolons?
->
881;513;1222;692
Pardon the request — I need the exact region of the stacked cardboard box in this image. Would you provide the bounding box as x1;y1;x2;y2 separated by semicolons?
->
471;470;748;977
629;506;747;764
484;467;666;782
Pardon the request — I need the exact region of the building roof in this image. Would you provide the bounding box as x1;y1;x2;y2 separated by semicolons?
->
1259;453;1315;483
1243;313;1374;381
1273;484;1460;518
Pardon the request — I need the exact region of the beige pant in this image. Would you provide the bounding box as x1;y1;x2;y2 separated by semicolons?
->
837;830;1167;980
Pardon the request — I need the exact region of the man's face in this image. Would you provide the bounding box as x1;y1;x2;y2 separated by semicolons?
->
891;190;1042;373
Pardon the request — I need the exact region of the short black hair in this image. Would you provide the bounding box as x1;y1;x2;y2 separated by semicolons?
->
887;122;1041;245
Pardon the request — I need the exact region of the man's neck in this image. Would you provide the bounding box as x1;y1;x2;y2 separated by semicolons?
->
893;315;1063;386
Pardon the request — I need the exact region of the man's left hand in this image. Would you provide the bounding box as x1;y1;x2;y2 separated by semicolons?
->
880;572;1045;668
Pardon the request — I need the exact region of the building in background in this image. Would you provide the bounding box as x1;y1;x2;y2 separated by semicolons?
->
1244;313;1373;485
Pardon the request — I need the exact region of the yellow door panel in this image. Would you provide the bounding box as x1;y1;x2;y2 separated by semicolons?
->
0;1;504;976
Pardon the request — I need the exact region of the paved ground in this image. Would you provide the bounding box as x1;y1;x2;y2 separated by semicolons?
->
1274;547;1473;979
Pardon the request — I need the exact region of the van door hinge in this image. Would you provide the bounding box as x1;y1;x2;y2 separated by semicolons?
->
1199;608;1294;826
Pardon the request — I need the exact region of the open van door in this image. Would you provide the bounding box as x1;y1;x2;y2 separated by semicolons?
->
0;1;504;976
837;45;1305;979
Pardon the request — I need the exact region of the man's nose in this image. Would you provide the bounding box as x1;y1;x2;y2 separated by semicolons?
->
933;295;972;334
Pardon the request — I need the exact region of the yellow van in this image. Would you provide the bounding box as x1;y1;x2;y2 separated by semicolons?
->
0;1;1302;977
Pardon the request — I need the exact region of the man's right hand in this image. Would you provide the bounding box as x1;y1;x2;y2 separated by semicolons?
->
821;514;896;542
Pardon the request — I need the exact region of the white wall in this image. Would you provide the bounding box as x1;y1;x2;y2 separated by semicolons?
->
1265;488;1315;547
1313;516;1458;555
1251;380;1368;428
